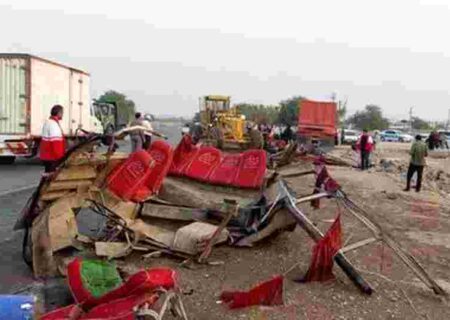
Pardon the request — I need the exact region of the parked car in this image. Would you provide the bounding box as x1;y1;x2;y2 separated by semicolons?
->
380;130;402;142
399;133;413;143
343;129;360;144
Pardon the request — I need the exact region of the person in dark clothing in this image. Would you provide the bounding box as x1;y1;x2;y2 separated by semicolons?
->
281;126;293;143
358;129;371;170
429;131;440;150
405;135;428;192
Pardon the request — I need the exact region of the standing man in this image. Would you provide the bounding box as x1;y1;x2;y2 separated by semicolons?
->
40;105;66;173
357;129;373;170
142;114;154;150
130;112;145;152
211;123;225;149
249;124;264;149
405;135;428;192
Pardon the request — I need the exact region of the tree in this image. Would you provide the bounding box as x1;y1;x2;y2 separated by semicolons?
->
337;98;347;126
97;90;136;124
235;104;280;124
278;96;303;125
348;104;389;131
411;117;431;131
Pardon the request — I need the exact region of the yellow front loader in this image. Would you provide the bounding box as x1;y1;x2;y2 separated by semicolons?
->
199;95;250;149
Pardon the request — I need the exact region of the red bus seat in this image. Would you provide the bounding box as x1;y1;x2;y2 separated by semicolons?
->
169;134;198;176
233;150;266;189
107;151;155;202
184;147;221;182
208;153;242;185
146;140;174;194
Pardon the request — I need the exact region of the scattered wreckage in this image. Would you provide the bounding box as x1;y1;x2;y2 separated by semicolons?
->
13;127;447;318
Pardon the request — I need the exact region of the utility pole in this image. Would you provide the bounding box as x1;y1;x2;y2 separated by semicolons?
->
409;107;413;132
447;108;450;130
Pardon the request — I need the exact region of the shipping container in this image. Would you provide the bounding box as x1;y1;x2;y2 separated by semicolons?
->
0;54;101;161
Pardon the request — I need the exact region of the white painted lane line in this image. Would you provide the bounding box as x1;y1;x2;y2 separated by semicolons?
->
0;183;38;198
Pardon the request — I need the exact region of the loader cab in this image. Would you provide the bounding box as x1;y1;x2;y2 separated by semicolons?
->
199;95;231;125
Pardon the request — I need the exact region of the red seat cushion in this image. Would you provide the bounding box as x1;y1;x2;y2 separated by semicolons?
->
107;151;155;202
68;258;177;310
208;153;242;185
80;294;159;320
233;150;267;189
146;141;174;194
184;147;222;182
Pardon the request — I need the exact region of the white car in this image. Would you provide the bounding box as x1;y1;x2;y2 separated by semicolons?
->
343;130;360;144
399;133;413;143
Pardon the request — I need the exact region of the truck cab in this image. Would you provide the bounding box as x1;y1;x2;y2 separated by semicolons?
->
92;101;118;134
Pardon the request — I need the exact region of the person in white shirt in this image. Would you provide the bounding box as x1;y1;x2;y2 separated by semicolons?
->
142;114;154;149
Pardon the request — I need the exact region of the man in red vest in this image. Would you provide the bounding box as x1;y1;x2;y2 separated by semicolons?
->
39;105;66;173
356;129;373;170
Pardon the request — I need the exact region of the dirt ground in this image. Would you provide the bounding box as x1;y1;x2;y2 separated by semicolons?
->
120;142;450;320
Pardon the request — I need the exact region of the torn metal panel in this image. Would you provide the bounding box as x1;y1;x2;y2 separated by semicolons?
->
128;219;176;248
47;194;84;252
46;180;93;192
31;207;57;277
141;203;199;221
234;209;296;247
40;190;71;202
55;165;97;181
160;177;257;210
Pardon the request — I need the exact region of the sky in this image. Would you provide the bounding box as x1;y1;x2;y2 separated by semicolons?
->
1;0;450;120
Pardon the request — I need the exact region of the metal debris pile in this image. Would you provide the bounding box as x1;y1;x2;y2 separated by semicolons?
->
13;132;447;318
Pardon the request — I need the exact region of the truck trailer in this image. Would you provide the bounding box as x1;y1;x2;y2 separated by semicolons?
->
297;98;337;150
0;54;102;163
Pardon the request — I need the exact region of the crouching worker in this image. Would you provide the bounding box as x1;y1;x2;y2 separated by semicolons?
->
39;105;66;174
405;135;428;192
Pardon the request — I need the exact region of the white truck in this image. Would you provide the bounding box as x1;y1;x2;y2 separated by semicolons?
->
0;54;102;163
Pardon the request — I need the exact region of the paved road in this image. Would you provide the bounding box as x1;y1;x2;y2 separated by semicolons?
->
0;158;42;194
0;189;35;293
